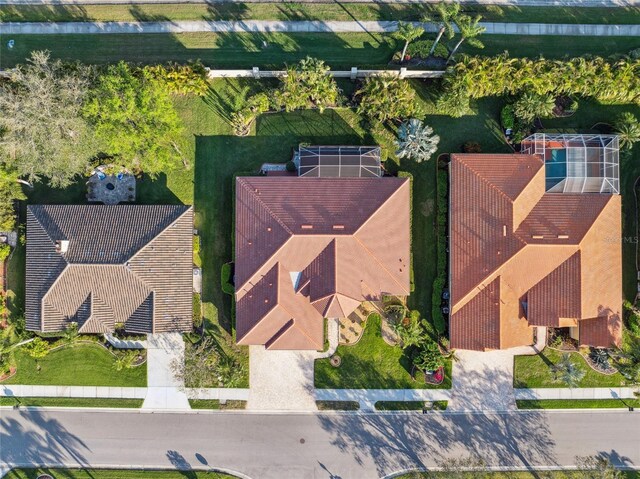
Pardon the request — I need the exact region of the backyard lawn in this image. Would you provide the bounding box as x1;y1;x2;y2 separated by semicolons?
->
315;314;452;389
3;343;147;387
513;348;628;389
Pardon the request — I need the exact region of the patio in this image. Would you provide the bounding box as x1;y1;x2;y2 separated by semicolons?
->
87;169;136;205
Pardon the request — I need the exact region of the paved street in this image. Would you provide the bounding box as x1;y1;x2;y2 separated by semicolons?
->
1;409;638;478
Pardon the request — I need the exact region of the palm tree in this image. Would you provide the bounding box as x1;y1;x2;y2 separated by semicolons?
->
424;1;460;57
395;119;441;163
513;92;556;123
447;14;486;63
394;22;425;63
614;112;640;150
553;353;585;388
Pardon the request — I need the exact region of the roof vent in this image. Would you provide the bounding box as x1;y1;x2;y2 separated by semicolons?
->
532;235;544;239
557;234;569;239
301;225;313;230
267;227;272;232
55;240;69;254
264;298;269;304
503;225;507;237
333;225;345;230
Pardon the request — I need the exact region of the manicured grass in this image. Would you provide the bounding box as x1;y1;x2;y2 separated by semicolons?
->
1;3;639;24
1;33;638;70
5;470;237;479
517;399;640;409
188;399;247;410
0;397;143;408
315;314;452;389
3;343;146;387
513;348;628;388
316;400;360;411
375;400;448;411
397;472;640;479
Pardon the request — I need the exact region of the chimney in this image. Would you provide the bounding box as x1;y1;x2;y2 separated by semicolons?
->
55;240;69;254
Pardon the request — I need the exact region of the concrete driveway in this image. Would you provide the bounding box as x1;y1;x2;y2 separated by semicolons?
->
142;333;190;410
247;319;338;411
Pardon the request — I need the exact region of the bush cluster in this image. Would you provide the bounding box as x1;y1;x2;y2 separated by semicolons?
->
220;262;235;295
431;169;448;335
406;40;449;60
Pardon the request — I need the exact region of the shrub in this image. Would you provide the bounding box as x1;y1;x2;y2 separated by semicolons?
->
463;141;481;153
0;244;10;262
500;104;515;130
274;57;341;113
193;235;201;267
221;262;234;295
513;91;556;123
413;342;445;372
589;348;610;369
356;74;418;123
193;293;203;328
25;337;50;360
406;39;449;59
145;61;210;96
436;89;472;118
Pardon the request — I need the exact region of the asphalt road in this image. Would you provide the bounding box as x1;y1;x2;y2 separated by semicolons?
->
1;409;639;478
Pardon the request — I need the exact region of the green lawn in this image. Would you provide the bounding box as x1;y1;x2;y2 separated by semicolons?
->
517;399;640;409
6;470;237;479
375;400;448;411
316;400;360;411
1;3;639;24
1;33;638;69
315;313;452;389
188;399;247;410
3;343;146;387
398;472;639;479
513;348;628;388
0;397;143;408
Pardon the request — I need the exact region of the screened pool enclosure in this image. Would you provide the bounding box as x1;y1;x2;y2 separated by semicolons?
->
521;133;619;194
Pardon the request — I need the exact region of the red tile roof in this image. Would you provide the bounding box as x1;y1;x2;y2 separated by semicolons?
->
450;154;621;351
579;315;622;348
235;177;411;350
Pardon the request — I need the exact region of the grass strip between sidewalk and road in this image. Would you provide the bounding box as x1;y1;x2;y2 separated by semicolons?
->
316;400;360;411
5;469;239;479
517;399;640;409
0;397;144;408
188;399;247;410
0;3;639;25
375;400;448;411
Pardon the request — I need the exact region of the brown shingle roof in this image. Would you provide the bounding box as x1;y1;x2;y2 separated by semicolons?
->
26;205;193;334
450;153;621;351
235;177;410;350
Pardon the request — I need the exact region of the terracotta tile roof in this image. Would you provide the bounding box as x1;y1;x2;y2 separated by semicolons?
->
450;153;622;351
579;315;622;348
526;251;582;326
235;177;410;350
26;205;193;334
450;277;501;350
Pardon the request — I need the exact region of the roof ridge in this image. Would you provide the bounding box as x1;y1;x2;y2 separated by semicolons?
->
454;155;514;203
352;236;410;296
239;178;294;236
126;206;192;264
353;178;410;235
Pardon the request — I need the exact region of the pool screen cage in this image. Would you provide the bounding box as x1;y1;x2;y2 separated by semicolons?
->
296;145;382;178
521;133;619;194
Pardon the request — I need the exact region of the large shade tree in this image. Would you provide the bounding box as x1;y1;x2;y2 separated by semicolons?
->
395;118;440;163
83;61;186;175
0;50;97;188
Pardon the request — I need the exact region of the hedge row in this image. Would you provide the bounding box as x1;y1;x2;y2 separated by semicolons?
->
398;171;415;293
431;169;448;335
221;262;235;295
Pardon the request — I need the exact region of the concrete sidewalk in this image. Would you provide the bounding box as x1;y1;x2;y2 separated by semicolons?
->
515;386;639;400
1;20;638;36
315;388;452;411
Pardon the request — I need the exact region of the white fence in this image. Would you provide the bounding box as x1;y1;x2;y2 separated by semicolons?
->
206;67;445;80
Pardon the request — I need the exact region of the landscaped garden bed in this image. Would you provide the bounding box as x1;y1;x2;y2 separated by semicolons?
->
315;313;452;389
513;348;628;388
